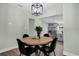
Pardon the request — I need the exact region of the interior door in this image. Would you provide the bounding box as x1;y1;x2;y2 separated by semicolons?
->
29;18;35;36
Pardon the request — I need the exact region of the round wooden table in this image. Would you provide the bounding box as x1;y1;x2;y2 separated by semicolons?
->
21;37;53;56
21;37;53;45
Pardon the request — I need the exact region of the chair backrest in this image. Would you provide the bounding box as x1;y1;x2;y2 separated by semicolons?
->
43;33;50;37
23;34;29;38
17;39;26;54
49;37;58;52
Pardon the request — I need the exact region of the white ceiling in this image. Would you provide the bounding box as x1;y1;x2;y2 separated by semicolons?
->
16;3;63;23
40;14;63;24
16;3;63;17
9;3;63;23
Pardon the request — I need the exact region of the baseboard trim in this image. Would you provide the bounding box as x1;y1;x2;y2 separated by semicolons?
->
63;50;78;56
0;46;18;53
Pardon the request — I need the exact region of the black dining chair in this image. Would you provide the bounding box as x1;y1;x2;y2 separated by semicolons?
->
39;37;58;56
16;39;37;56
43;33;50;37
41;33;50;47
23;34;29;38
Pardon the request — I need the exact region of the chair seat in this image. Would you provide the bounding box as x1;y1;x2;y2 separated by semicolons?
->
25;47;37;53
39;37;58;56
26;47;36;51
41;46;50;52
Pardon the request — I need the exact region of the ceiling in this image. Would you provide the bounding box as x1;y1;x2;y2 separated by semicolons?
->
16;3;63;17
16;3;63;24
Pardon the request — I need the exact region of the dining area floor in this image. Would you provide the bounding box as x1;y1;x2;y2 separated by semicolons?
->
0;41;63;56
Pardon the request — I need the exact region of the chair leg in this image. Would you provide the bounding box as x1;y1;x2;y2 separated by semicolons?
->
35;50;38;56
54;51;56;56
43;52;47;56
38;51;41;56
20;53;21;56
44;53;49;56
47;53;50;56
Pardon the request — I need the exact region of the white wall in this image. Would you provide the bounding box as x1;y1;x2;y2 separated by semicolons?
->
0;4;8;51
0;4;28;52
40;21;48;36
63;3;79;55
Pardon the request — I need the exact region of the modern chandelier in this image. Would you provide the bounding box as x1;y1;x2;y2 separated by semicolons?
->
31;3;43;16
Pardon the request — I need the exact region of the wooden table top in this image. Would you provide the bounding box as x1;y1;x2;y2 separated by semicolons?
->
21;37;53;45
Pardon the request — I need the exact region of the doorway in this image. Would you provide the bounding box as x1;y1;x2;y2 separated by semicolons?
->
29;18;35;36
